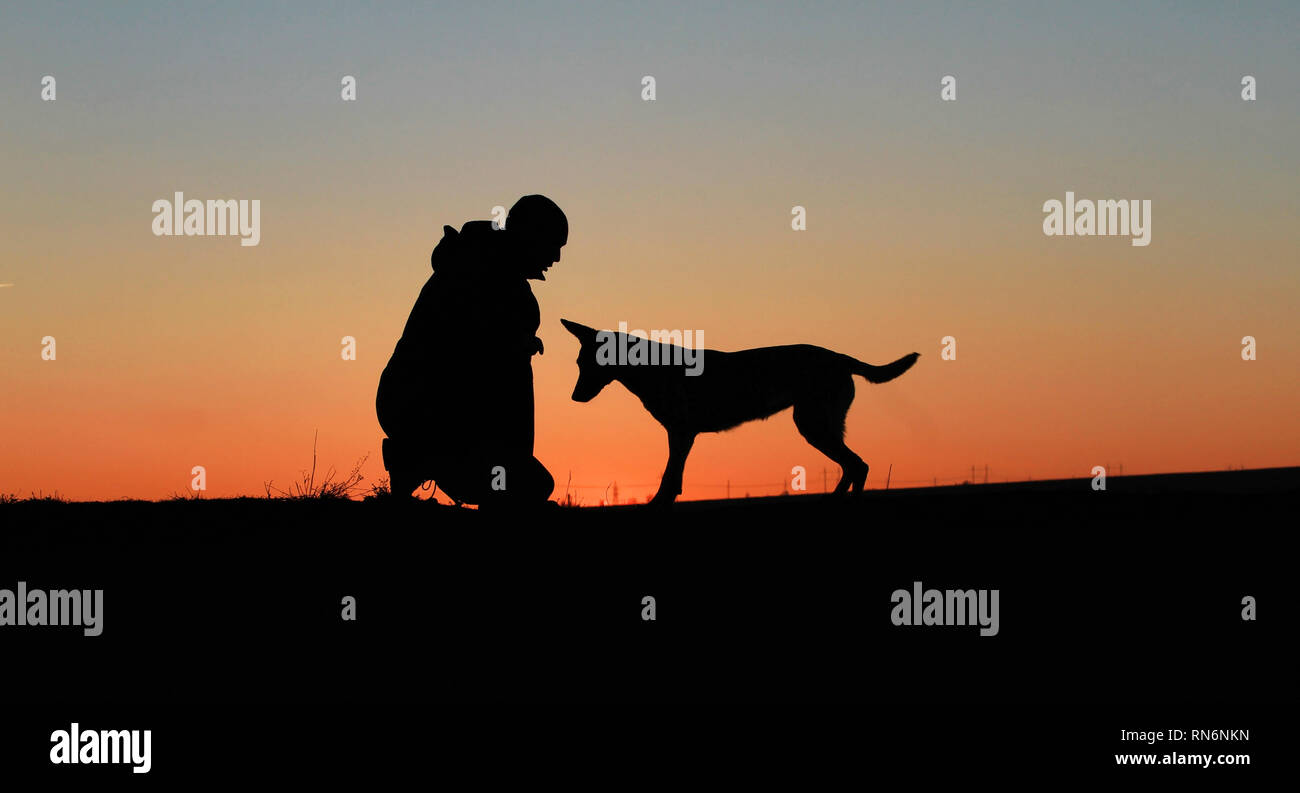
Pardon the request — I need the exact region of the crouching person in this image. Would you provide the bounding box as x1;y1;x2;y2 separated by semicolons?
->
376;195;567;507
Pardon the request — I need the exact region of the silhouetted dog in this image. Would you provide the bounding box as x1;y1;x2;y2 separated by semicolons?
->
561;319;918;504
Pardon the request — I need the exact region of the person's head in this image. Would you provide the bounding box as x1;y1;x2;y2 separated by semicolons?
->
506;195;567;280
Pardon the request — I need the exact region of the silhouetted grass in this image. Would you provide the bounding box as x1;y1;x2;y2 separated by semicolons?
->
558;471;584;507
263;431;371;500
0;490;67;503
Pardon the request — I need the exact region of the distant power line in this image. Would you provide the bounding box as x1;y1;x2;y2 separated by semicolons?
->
562;463;1132;494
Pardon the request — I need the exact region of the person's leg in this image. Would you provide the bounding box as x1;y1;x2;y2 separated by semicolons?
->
510;456;554;503
437;453;553;507
379;362;551;504
382;438;428;498
377;366;430;497
378;364;479;498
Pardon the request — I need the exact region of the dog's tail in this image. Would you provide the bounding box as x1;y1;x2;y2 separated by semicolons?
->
851;352;919;383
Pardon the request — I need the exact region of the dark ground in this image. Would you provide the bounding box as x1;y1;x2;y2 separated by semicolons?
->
2;467;1293;705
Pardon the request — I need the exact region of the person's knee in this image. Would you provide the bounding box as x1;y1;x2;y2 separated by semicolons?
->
375;389;418;441
479;456;553;505
532;460;555;500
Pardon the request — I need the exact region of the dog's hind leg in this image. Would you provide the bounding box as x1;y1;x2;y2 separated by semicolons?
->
651;429;696;505
793;382;868;494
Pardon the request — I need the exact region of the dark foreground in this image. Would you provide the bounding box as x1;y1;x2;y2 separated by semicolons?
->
1;468;1295;777
2;467;1293;703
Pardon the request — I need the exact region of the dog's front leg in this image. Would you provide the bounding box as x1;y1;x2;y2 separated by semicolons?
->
651;429;696;505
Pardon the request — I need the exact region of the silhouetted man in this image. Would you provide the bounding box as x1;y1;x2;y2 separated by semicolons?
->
377;195;566;505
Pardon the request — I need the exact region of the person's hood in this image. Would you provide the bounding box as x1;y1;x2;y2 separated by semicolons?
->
429;225;460;272
430;220;504;273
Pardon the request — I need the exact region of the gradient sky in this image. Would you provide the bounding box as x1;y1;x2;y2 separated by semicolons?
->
2;1;1298;503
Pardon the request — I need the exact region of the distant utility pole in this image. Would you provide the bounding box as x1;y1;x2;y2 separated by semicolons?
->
726;479;731;499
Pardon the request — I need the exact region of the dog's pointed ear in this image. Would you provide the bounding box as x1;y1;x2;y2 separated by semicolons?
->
561;318;599;343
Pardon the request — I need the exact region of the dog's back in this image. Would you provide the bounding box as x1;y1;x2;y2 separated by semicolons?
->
633;344;916;433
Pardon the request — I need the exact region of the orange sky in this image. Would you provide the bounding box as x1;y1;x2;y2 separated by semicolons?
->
4;201;1296;504
2;4;1297;503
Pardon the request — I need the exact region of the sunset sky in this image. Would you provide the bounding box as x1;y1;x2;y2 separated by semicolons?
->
2;2;1298;503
